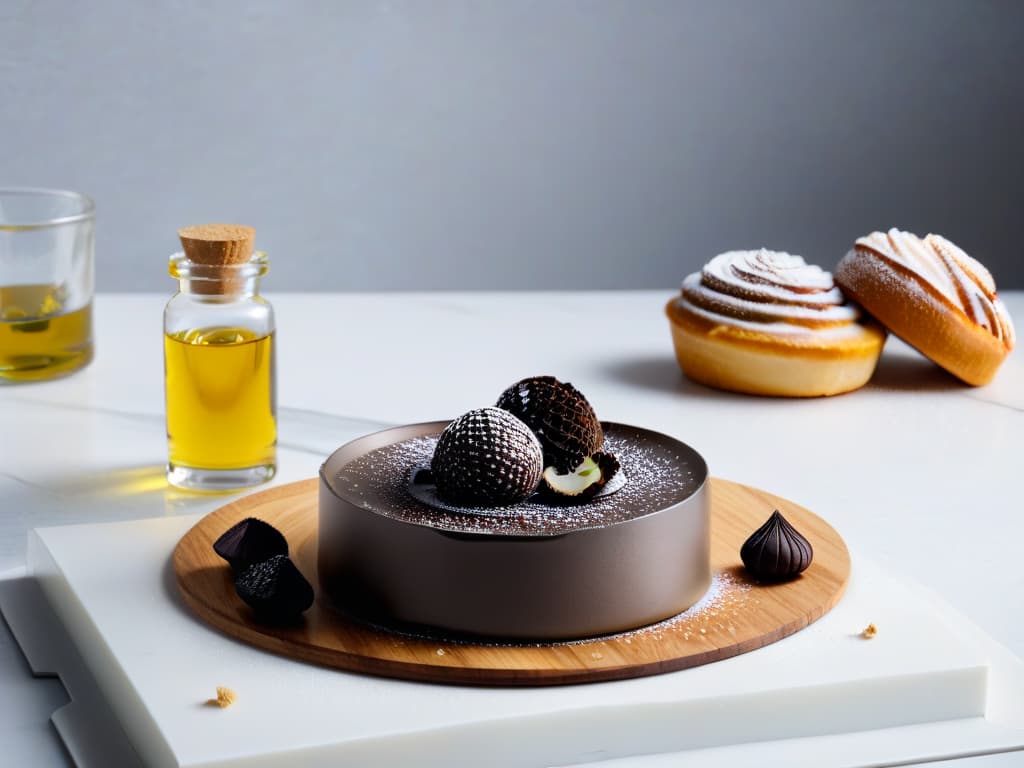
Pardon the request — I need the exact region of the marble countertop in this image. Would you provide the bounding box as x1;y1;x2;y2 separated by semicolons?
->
1;290;1022;766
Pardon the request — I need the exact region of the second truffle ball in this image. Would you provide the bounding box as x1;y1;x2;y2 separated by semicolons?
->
496;376;603;472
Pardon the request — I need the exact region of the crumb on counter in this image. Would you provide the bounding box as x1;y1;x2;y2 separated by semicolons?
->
861;623;878;639
208;686;237;708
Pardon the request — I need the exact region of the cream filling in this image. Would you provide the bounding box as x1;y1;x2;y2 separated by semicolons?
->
682;273;858;326
677;297;868;341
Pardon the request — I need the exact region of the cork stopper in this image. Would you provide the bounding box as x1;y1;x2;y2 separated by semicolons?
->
178;224;255;266
176;224;258;295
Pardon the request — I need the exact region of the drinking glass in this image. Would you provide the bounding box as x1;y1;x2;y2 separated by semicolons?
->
0;188;95;382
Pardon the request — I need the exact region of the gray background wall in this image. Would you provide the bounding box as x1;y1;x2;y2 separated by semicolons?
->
3;0;1022;291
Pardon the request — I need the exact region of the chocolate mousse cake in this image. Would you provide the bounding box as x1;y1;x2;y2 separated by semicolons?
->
318;378;711;641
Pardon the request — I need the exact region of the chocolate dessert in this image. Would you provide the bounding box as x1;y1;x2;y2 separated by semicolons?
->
317;377;710;641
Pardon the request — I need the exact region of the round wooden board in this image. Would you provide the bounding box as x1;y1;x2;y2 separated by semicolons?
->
173;477;850;686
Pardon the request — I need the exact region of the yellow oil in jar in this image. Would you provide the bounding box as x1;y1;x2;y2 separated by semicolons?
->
0;284;93;382
164;327;276;473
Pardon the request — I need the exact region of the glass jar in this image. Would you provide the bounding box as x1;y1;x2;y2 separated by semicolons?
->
163;228;276;491
0;187;95;382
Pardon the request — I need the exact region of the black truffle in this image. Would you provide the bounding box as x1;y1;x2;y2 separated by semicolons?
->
234;555;314;622
740;510;813;581
432;407;544;507
213;517;288;573
496;376;603;472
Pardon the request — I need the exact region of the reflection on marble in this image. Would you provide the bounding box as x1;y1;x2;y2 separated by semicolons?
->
0;399;391;574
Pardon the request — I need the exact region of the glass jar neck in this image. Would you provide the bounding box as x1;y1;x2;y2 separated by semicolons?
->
169;251;269;300
176;274;263;299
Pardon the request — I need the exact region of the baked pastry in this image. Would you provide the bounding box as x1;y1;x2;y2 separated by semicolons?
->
666;249;886;397
835;229;1015;386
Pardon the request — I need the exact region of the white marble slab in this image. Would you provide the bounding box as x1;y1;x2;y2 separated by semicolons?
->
1;290;1022;766
21;513;1024;768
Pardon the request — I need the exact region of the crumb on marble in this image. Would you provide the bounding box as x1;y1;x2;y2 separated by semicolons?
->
207;686;237;708
861;623;878;639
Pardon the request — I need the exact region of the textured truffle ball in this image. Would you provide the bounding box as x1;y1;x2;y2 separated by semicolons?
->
496;376;603;472
432;407;544;506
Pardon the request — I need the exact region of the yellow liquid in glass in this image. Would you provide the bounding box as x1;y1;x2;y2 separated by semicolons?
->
164;327;277;471
0;284;93;382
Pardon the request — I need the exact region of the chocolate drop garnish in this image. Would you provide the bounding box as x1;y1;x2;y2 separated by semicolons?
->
740;510;812;581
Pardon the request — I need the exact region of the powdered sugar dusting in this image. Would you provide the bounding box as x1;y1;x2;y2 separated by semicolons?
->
330;425;702;536
550;570;744;647
353;571;751;648
856;229;959;304
677;249;864;339
706;250;835;297
620;570;752;644
849;229;1015;348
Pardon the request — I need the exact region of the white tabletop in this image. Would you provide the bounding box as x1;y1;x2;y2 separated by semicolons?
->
2;291;1022;766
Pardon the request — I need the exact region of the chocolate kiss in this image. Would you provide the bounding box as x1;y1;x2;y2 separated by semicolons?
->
740;510;813;581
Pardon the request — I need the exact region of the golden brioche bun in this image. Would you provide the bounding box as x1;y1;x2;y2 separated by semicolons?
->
835;230;1014;386
666;298;886;397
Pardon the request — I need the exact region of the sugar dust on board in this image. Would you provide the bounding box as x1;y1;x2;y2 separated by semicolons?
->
0;284;93;381
164;327;277;471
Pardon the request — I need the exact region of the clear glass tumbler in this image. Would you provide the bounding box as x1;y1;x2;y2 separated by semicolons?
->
0;188;95;382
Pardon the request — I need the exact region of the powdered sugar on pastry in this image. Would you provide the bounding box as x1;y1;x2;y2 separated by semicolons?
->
678;249;860;335
703;250;839;302
854;229;1014;348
